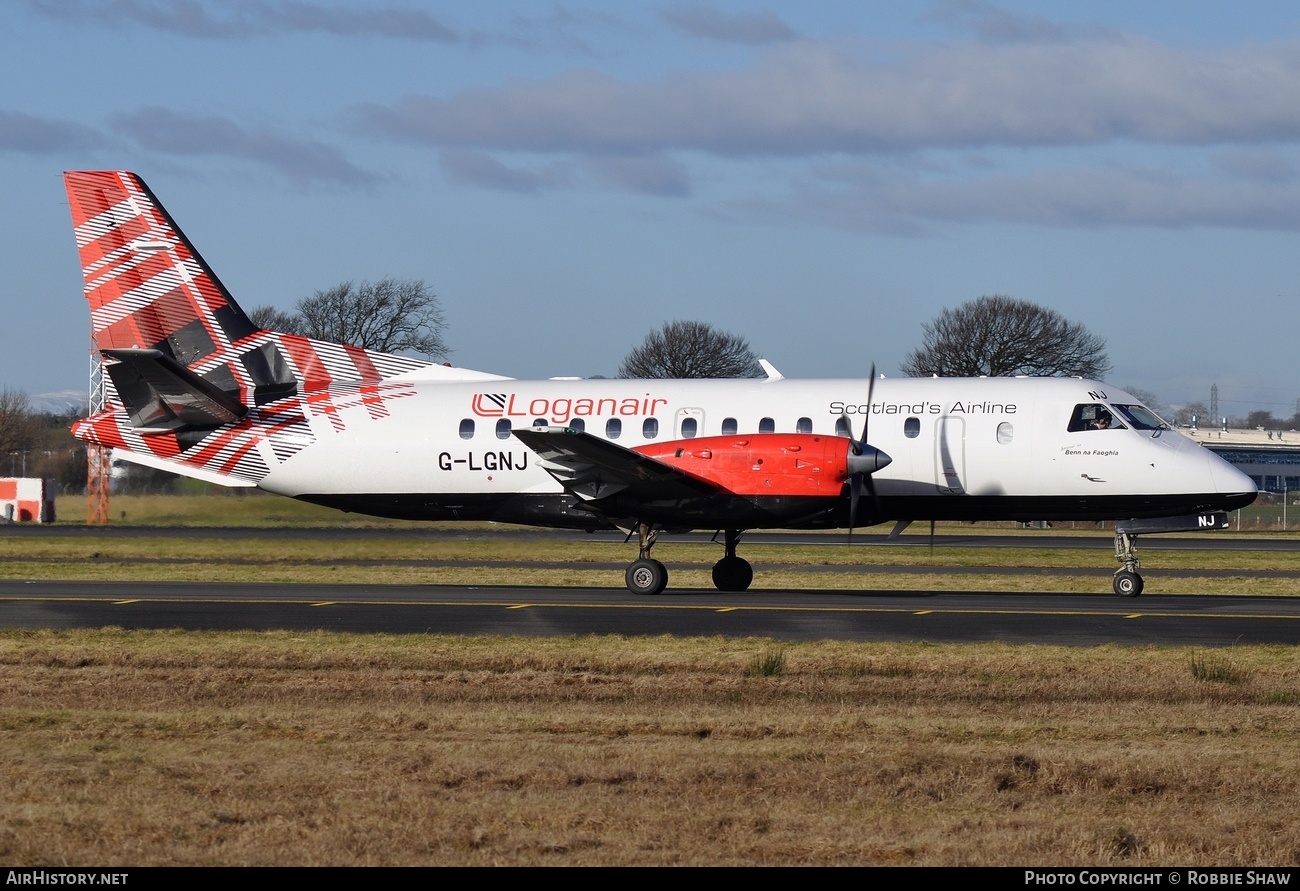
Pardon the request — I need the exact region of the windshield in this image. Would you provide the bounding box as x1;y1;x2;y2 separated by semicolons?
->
1068;403;1125;432
1111;403;1170;432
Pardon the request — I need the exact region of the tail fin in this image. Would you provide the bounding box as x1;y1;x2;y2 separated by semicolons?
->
64;171;474;486
65;171;513;486
65;171;261;369
64;171;447;407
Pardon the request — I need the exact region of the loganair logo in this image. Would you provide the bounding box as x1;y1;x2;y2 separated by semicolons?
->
471;392;669;424
472;394;511;417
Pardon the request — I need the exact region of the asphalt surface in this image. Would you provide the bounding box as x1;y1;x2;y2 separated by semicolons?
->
3;580;1299;646
3;525;1298;644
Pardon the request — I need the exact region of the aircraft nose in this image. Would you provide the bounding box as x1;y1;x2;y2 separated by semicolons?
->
1210;455;1256;497
1194;443;1257;512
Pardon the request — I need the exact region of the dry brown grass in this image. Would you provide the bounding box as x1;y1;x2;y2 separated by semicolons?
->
1;630;1297;866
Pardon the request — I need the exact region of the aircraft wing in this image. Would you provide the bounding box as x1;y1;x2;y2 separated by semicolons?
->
512;426;722;504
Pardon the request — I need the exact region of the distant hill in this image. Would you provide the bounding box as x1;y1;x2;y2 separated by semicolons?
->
31;390;88;415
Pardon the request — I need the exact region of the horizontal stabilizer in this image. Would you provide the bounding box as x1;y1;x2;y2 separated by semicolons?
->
105;348;247;432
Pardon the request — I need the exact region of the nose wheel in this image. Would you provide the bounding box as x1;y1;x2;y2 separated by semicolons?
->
1113;569;1144;597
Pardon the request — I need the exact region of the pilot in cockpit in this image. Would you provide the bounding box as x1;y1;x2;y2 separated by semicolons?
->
1070;403;1124;432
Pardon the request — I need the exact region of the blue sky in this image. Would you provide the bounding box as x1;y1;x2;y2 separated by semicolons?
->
5;1;1300;419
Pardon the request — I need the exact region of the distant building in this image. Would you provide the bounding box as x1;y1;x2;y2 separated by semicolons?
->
1184;427;1300;492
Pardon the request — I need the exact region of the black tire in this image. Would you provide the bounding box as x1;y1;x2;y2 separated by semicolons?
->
711;556;753;592
1113;570;1144;598
626;558;668;595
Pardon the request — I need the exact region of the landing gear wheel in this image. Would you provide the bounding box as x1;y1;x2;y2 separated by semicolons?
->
711;555;753;592
1113;570;1144;598
626;558;668;596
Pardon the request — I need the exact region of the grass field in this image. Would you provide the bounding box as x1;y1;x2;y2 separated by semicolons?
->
8;492;1300;594
0;630;1297;866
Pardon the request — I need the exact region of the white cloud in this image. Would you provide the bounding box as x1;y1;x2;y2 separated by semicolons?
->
776;164;1300;233
0;109;103;153
439;150;569;193
353;37;1300;155
349;30;1300;230
660;3;796;45
111;107;379;187
28;0;458;41
586;154;691;196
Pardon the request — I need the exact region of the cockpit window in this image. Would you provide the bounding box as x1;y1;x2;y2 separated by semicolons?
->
1112;404;1169;432
1068;403;1125;432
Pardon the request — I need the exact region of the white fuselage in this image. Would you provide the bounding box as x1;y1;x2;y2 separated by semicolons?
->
256;374;1255;528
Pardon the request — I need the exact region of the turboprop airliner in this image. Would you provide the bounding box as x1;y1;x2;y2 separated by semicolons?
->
63;171;1257;597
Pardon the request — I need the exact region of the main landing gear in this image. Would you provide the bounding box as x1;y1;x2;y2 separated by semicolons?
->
623;524;754;595
626;522;668;595
711;529;753;592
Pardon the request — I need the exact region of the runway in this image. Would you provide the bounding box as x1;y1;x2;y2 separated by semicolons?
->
7;524;1300;553
4;524;1299;644
4;578;1299;645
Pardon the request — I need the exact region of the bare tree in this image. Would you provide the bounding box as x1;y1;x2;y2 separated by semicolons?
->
248;305;305;335
0;388;38;463
1173;401;1210;427
901;295;1111;379
617;320;763;379
297;279;449;357
1122;385;1168;420
259;279;449;358
1245;409;1276;429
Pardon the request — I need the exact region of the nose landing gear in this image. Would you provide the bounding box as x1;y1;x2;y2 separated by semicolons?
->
1111;511;1230;597
1113;530;1144;597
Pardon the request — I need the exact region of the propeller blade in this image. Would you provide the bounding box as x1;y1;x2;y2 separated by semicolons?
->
845;364;890;537
849;472;862;533
863;363;875;445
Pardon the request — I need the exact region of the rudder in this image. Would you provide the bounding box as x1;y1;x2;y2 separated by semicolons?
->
64;171;259;371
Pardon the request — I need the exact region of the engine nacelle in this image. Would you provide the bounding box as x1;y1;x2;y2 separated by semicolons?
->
633;434;853;498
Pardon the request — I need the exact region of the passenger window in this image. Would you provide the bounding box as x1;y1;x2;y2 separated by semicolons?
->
495;419;511;440
569;418;585;433
904;417;920;438
997;422;1013;444
759;417;775;433
835;416;852;437
606;418;622;439
459;419;475;440
643;418;659;439
796;417;813;434
681;417;698;438
532;418;547;428
722;417;738;435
